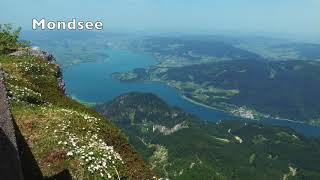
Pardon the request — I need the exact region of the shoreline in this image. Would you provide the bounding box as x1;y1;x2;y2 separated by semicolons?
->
132;51;313;126
148;79;310;125
63;49;319;129
120;76;311;125
182;92;306;124
181;95;228;112
69;94;97;107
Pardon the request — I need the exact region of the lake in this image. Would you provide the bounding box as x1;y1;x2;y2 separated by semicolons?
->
62;49;320;136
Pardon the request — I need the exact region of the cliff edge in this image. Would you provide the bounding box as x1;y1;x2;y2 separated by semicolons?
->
0;30;154;179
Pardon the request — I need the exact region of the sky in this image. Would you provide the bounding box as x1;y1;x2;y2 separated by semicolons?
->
0;0;319;36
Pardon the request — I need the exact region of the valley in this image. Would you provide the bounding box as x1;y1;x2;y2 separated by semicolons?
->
16;30;320;179
96;92;320;179
24;31;320;135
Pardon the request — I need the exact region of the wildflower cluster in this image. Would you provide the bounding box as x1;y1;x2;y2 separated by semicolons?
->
16;61;54;76
59;131;123;178
43;107;124;179
3;59;56;105
5;73;24;82
7;83;43;104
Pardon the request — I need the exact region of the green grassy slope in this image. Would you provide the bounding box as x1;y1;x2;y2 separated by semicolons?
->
0;25;153;179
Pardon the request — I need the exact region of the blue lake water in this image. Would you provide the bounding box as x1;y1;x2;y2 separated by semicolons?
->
63;49;320;137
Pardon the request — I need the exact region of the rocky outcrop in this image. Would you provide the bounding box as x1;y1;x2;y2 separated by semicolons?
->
9;47;66;94
0;69;24;180
152;121;189;135
10;46;55;62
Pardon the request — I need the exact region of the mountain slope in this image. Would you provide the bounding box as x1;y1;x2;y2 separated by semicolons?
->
96;92;320;180
161;60;320;123
0;26;153;179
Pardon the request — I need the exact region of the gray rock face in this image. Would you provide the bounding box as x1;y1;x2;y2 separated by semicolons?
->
10;47;66;94
0;69;24;180
0;70;17;148
10;46;56;62
152;121;189;135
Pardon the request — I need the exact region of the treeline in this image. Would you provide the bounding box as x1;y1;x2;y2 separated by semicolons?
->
0;24;27;55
